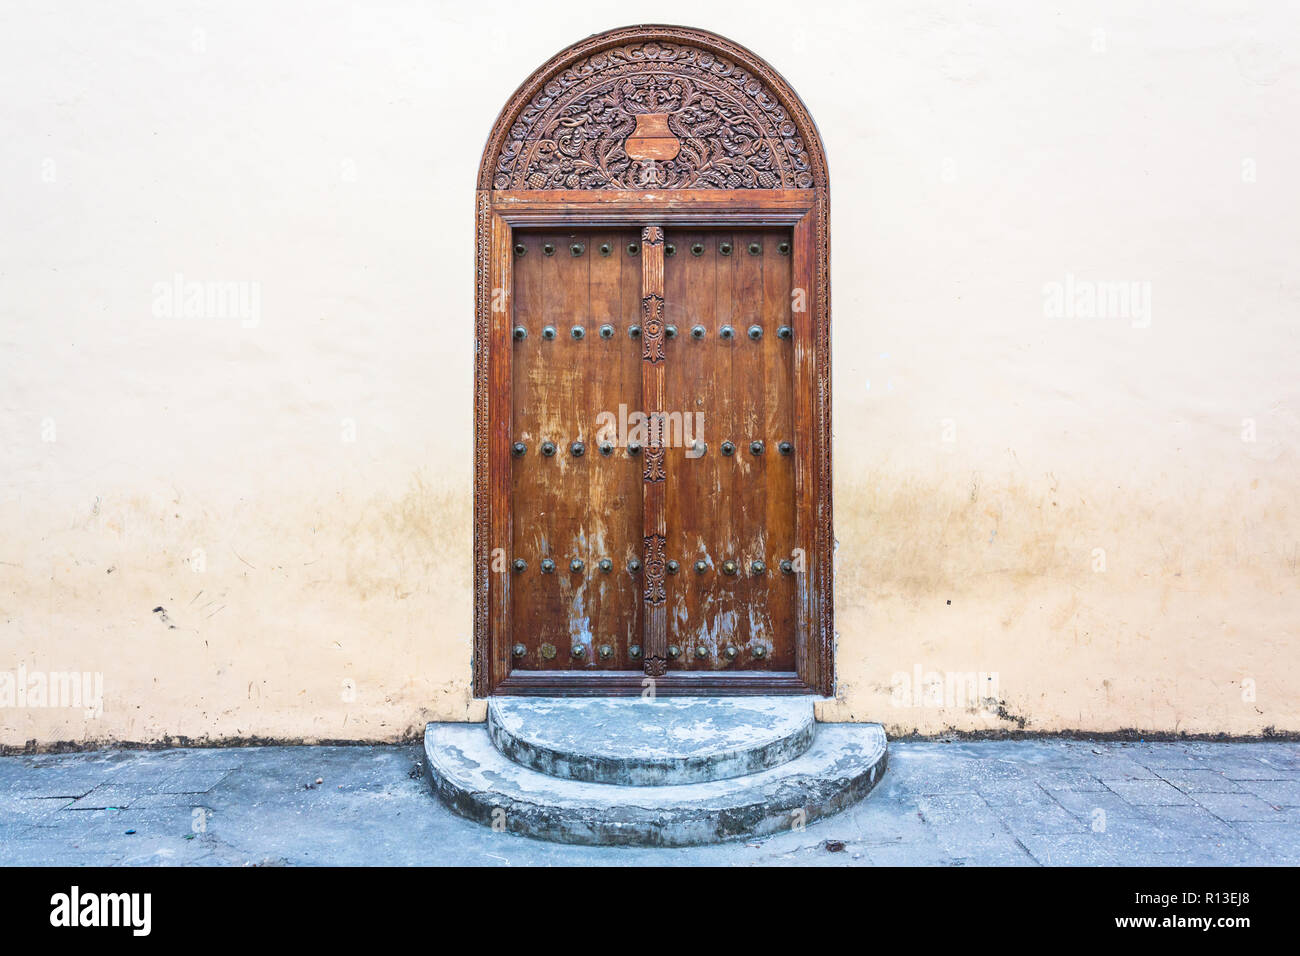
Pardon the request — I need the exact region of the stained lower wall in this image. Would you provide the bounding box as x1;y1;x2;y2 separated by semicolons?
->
2;2;1297;747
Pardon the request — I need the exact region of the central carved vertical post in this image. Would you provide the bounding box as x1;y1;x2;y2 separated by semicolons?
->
639;225;668;677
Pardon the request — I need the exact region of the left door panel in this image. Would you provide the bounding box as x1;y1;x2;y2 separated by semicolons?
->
509;230;645;671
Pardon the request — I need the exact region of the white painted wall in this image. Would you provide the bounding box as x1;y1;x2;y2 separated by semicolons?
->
2;0;1296;746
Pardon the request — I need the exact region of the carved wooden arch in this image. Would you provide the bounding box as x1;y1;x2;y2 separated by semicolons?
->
474;25;833;696
478;25;829;192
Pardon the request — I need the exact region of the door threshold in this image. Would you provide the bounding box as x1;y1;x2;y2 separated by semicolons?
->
493;670;817;697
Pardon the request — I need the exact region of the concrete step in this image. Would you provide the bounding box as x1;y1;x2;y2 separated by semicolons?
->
424;720;888;847
487;696;816;785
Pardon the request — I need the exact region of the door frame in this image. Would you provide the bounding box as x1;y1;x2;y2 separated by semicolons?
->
474;188;833;697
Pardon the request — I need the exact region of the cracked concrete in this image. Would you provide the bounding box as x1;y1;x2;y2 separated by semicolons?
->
1;740;1297;865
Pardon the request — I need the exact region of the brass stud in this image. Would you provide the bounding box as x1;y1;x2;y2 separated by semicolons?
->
570;241;585;257
571;325;585;340
570;441;585;457
542;242;555;256
719;325;734;340
599;441;614;456
572;645;586;658
665;325;678;339
512;558;527;573
724;646;738;660
753;645;767;658
779;441;793;456
627;442;641;456
778;240;791;255
777;325;792;340
690;242;705;257
627;242;640;256
629;645;642;659
628;325;642;338
750;440;765;455
695;646;708;658
513;326;527;341
513;243;527;257
598;557;613;573
667;645;681;659
691;325;706;339
721;441;735;457
748;325;763;340
751;560;766;576
781;559;795;575
665;243;676;256
541;441;556;457
628;558;641;573
542;325;557;340
719;241;733;256
570;558;584;573
599;242;612;257
694;560;708;574
599;324;614;339
748;241;762;255
541;643;557;659
666;560;679;575
540;558;555;573
599;644;613;659
690;439;706;457
513;643;526;657
511;441;526;458
722;560;738;576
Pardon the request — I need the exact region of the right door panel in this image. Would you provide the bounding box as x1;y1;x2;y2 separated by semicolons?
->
663;228;796;670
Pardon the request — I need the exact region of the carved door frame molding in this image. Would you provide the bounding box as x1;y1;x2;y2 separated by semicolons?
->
473;26;833;697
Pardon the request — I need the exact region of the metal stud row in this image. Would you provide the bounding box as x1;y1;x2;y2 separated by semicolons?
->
512;440;647;458
511;557;793;576
511;642;769;661
512;440;789;458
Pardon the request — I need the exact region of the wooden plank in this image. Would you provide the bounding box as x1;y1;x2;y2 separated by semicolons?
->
639;225;668;676
488;210;512;690
585;230;641;669
791;208;820;689
762;230;797;670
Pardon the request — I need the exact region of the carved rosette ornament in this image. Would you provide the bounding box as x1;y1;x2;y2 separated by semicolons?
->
643;444;666;482
643;533;667;606
641;293;665;363
474;26;833;696
642;656;669;678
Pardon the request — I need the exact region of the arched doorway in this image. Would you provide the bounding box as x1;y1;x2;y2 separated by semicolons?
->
473;25;832;696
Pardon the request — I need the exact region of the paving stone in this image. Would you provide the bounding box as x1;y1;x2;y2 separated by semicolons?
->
974;780;1057;808
1191;791;1290;822
1101;778;1195;806
1230;779;1300;806
1154;768;1245;793
1219;757;1296;780
999;803;1090;838
158;769;233;794
1034;768;1107;791
916;791;995;824
1016;832;1118;866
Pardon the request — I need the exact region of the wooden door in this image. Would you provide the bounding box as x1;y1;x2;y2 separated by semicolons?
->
504;222;799;683
474;26;832;697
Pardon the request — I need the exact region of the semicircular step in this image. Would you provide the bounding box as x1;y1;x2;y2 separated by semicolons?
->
488;696;817;785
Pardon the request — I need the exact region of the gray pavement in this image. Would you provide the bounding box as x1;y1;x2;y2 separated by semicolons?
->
1;738;1297;865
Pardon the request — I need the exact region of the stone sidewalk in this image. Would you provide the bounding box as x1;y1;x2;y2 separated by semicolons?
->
1;739;1297;865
